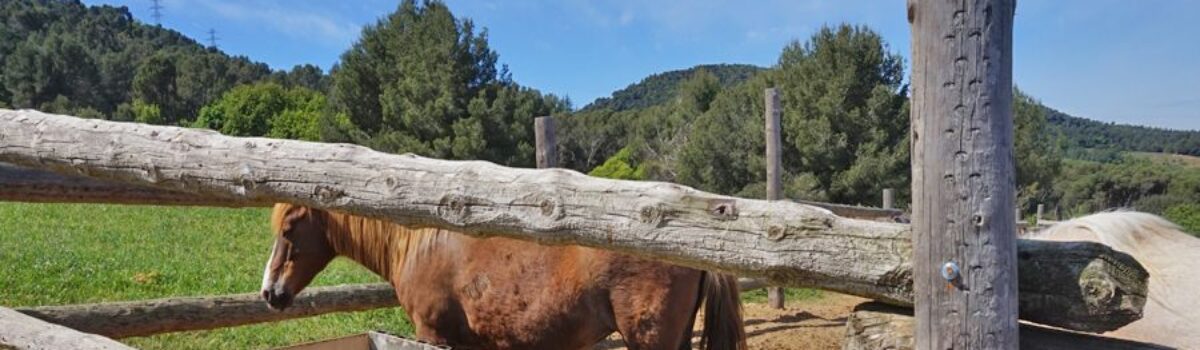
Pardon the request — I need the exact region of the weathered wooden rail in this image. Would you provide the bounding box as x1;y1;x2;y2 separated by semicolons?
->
843;302;1171;350
16;284;398;339
0;109;1148;334
0;306;133;350
12;280;778;339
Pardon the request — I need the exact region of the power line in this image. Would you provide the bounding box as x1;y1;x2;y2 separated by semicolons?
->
150;0;163;26
206;28;218;48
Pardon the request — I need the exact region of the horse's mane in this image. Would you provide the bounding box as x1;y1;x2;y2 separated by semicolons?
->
271;203;453;277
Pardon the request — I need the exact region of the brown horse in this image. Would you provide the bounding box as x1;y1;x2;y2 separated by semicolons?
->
259;203;746;350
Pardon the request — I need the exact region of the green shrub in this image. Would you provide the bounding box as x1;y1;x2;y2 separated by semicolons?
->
589;146;646;180
1164;203;1200;236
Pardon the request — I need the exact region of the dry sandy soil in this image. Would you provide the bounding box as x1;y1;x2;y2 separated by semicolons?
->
595;292;868;350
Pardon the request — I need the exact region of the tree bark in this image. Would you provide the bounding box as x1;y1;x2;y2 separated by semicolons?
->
16;283;399;339
534;116;557;169
765;87;786;309
843;302;1171;350
0;109;1146;333
909;0;1020;347
0;306;134;349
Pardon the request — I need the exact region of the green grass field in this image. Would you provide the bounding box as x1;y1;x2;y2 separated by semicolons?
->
0;203;413;349
1132;151;1200;168
0;202;821;349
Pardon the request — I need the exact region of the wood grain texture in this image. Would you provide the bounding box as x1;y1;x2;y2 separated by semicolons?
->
842;302;1171;350
0;162;268;207
765;87;786;309
909;0;1020;348
0;109;1145;332
13;280;777;339
534;116;557;169
16;283;399;339
0;306;133;349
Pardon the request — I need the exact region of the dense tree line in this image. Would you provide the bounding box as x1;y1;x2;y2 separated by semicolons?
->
321;0;568;167
0;0;274;122
582;64;762;112
1047;108;1200;156
3;1;1196;233
567;25;1058;208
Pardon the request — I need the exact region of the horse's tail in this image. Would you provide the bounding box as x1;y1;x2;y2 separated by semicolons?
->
698;272;747;350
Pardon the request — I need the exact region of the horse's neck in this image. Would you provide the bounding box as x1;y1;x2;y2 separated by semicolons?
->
323;211;451;280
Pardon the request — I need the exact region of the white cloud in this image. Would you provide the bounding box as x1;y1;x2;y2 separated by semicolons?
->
190;0;360;46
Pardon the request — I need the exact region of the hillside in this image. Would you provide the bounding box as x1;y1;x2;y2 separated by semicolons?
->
581;64;763;112
581;63;1200;158
1045;107;1200;157
0;0;292;123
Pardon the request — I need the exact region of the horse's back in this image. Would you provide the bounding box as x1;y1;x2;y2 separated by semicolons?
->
403;234;701;349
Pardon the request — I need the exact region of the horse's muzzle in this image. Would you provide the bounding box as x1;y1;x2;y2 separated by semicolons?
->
263;288;293;310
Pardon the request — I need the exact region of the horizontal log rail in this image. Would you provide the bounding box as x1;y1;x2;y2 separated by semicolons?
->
0;109;1147;332
843;302;1171;350
792;199;903;221
15;284;399;339
0;306;134;349
14;281;778;339
0;162;268;207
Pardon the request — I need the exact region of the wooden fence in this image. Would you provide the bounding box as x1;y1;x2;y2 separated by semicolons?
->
0;2;1163;347
0;109;1153;348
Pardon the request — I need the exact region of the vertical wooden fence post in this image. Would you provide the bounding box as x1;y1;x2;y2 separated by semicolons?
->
882;188;895;210
764;87;786;310
1036;203;1045;223
535;116;558;168
909;0;1019;348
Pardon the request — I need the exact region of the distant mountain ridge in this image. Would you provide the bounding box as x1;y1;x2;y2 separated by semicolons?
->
583;63;1200;157
581;64;763;112
1044;106;1200;156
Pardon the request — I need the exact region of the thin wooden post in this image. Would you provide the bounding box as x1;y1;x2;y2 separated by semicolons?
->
1036;203;1045;223
882;188;895;210
764;87;786;309
535;116;557;168
909;0;1019;348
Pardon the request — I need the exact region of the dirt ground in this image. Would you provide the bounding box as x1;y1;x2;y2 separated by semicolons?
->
595;292;868;350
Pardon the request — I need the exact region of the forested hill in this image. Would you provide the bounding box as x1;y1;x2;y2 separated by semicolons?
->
582;64;763;112
581;62;1200;157
1045;107;1200;157
0;0;319;124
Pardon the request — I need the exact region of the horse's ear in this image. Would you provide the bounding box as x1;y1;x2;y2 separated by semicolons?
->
282;206;310;226
282;206;326;230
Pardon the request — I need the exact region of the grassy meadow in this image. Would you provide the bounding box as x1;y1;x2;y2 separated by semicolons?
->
0;202;413;349
0;202;822;349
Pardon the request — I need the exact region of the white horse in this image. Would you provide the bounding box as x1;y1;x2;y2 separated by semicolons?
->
1030;211;1200;348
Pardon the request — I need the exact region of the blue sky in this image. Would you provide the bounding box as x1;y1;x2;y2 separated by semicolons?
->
83;0;1199;130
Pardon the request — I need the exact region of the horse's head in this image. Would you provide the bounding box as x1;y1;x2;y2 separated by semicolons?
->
261;204;336;310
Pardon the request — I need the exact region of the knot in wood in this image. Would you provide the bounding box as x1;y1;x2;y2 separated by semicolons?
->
766;226;787;241
539;198;564;219
1081;271;1118;309
243;141;256;150
142;161;161;184
639;205;669;227
437;194;473;220
314;186;344;204
707;199;738;221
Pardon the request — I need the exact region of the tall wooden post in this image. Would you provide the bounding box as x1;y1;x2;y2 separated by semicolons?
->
882;188;895;210
535;116;557;168
1036;203;1045;223
764;87;786;309
909;0;1018;348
